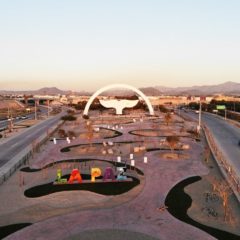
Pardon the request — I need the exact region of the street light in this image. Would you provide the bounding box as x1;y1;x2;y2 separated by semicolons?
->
47;99;50;118
197;100;202;134
35;100;37;120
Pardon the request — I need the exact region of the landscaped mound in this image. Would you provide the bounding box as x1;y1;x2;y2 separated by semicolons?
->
22;159;143;198
24;174;140;198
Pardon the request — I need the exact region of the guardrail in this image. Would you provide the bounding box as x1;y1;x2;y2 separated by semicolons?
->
203;124;240;202
0;120;63;185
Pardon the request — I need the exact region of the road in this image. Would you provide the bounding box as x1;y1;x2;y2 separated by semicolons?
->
0;111;65;168
181;110;240;177
0;105;49;130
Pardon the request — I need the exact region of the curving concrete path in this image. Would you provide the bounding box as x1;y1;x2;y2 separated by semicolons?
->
5;136;215;240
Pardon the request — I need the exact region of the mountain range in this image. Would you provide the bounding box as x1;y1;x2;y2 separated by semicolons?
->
151;81;240;95
0;81;239;96
0;87;90;96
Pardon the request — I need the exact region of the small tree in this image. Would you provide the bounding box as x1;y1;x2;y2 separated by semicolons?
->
204;146;211;163
68;130;76;139
58;129;67;138
211;178;233;222
159;105;168;113
85;121;94;147
180;125;185;133
23;95;29;106
166;136;179;152
164;112;172;126
67;109;75;115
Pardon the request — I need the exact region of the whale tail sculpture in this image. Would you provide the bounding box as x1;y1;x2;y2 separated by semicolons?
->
99;99;139;115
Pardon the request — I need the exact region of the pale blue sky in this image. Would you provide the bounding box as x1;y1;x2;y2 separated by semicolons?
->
0;0;240;91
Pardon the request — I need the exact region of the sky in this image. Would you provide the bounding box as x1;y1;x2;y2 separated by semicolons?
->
0;0;240;91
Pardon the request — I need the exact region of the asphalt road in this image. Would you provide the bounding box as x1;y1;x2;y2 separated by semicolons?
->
0;106;49;130
0;111;65;168
182;110;240;176
0;115;34;130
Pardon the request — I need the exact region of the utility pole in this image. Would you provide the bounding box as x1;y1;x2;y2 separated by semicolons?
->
47;99;50;118
7;108;13;132
197;100;202;134
35;99;37;120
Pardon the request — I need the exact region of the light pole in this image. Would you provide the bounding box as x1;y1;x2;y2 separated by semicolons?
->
197;100;202;134
35;99;37;120
47;99;50;118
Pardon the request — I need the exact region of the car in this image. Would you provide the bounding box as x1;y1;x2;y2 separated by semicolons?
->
21;116;28;119
195;110;199;114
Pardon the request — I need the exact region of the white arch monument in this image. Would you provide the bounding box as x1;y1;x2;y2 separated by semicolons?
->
83;83;154;116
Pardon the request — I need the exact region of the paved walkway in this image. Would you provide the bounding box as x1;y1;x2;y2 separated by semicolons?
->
5;149;215;238
4;117;216;240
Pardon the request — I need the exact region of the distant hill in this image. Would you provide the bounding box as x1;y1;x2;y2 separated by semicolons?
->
0;81;239;96
36;87;69;95
138;87;163;96
101;87;163;97
152;81;240;96
0;87;91;96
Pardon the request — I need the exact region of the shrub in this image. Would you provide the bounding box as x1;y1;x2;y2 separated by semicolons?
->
58;129;67;138
61;115;76;121
68;131;76;139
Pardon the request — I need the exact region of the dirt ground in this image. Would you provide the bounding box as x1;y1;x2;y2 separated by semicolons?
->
186;138;240;235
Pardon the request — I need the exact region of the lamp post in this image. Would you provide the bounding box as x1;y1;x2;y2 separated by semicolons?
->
198;100;202;133
35;100;37;120
34;99;38;120
47;99;50;118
